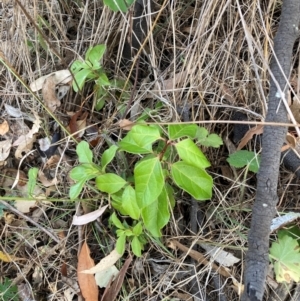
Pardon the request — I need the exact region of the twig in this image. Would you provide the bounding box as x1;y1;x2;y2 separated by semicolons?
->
0;200;60;244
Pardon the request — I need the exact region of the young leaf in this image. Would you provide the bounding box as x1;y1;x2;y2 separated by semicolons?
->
132;222;143;236
270;235;300;283
195;127;208;140
199;133;223;148
101;145;118;171
28;167;38;197
96;174;127;194
227;150;260;173
175;138;210;169
73;68;93;92
86;44;106;67
76;141;93;164
97;73;111;86
69;179;86;200
122;185;140;220
171;161;212;200
119;124;161;154
134;157;164;208
116;233;126;255
70;164;101;181
141;185;170;237
131;236;142;257
168;124;198;140
110;212;125;229
103;0;135;12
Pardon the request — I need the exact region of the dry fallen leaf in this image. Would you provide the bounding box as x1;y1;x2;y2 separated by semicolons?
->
119;119;135;131
42;75;61;112
0;139;12;161
72;205;108;226
0;250;24;262
101;256;132;301
81;249;122;274
4;104;23;118
30;69;72;92
237;124;264;150
0;120;9;135
14;136;36;159
77;242;99;301
38;170;58;187
163;70;189;90
95;265;119;288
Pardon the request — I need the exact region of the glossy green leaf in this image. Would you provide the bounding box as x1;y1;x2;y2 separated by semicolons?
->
96;173;127;194
171;161;212;200
119;124;161;154
122;186;140;219
116;232;126;255
227;150;260;173
76;141;93;164
270;235;300;283
175;138;210;169
134;157;164;208
142;185;170;237
69;179;86;200
101;145;118;171
28;167;38;197
86;44;106;66
97;73;110;86
168;124;198;140
131;236;142;257
72;68;93;92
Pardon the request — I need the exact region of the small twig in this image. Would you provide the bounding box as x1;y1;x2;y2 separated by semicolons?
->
0;200;60;244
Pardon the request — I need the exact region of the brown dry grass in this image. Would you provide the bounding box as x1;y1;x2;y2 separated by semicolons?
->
0;0;300;300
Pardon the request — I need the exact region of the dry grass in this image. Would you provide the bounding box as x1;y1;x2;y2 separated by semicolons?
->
0;0;300;300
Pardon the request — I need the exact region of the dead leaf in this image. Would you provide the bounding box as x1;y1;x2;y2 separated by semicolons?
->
0;120;9;135
95;265;119;288
77;242;99;301
38;170;58;187
72;205;108;226
101;256;132;301
42;75;61;112
0;139;12;161
290;100;300;124
30;69;72;92
81;249;122;274
237;125;264;150
286;132;296;148
0;250;24;262
163;70;189;90
14;136;36;159
119;119;135;131
4;104;23;118
56;84;70;100
14;200;37;213
220;83;235;104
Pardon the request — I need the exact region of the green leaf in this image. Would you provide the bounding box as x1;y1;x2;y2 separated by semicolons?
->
69;179;86;200
28;167;38;197
270;235;300;283
71;60;84;73
195;127;208;140
116;233;126;255
72;68;93;92
103;0;135;12
97;73;110;86
168;124;198;140
142;185;170;237
76;141;93;164
0;277;18;301
96;173;127;194
171;161;212;200
101;145;118;171
86;44;106;67
110;212;125;229
199;133;223;148
131;236;142;257
70;164;100;181
134;157;164;208
132;222;143;236
175;138;210;169
119;124;161;154
122;186;140;220
227;150;260;173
